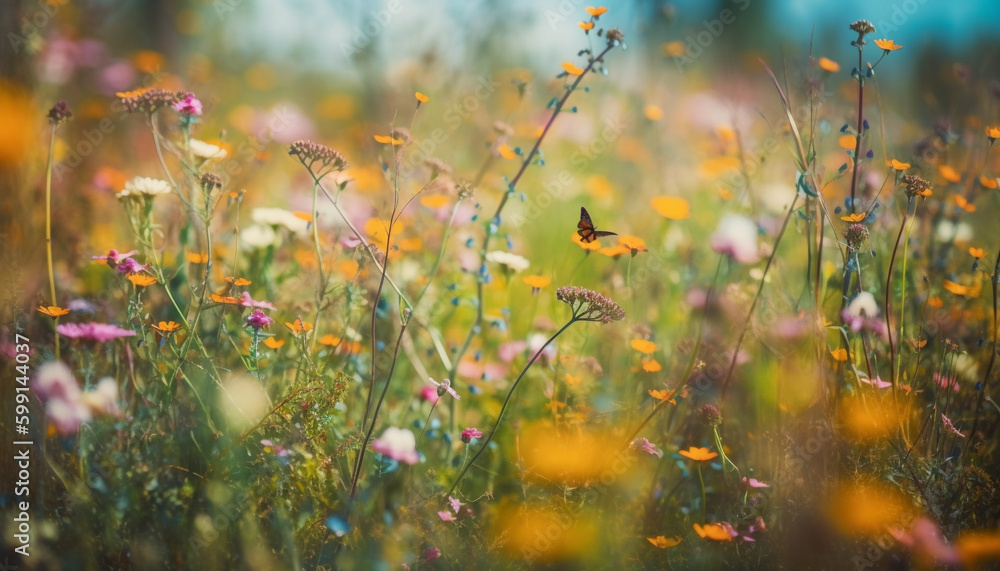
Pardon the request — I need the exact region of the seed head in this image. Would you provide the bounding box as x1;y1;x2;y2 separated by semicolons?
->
556;286;625;323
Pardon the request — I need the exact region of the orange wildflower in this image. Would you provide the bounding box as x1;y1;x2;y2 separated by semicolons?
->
210;293;240;304
873;39;902;51
225;276;252;286
152;321;181;333
887;159;911;171
561;62;585;76
840;212;866;222
415;91;429;104
694;523;733;541
284;318;314;334
939;165;961;183
127;273;157;287
650;196;690;220
969;247;986;259
817;57;840;72
630;339;656;354
186;251;209;264
985;125;1000;140
37;305;70;318
678;446;718;462
373;134;404;146
578;21;594;30
263;337;284;349
585;6;608;16
647;536;682;548
831;348;848;362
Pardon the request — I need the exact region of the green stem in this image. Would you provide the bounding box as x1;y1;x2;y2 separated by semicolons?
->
44;123;60;360
447;318;577;496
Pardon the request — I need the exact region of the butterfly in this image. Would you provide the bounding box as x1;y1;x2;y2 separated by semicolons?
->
576;206;618;243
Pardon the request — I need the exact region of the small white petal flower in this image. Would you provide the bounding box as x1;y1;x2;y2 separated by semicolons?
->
371;427;419;465
485;250;530;272
189;138;227;160
710;214;759;264
845;291;879;319
240;224;278;249
251;207;309;236
118;176;171;198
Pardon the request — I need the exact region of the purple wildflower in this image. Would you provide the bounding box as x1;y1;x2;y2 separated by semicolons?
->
246;309;272;330
461;427;483;444
172;92;202;116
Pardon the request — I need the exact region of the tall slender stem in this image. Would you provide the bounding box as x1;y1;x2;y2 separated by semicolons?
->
448;318;576;496
44;123;61;360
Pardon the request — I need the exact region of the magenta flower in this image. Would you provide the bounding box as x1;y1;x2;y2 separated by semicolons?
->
631;437;664;458
420;385;440;404
32;362;121;435
437;511;456;522
57;322;136;342
448;496;463;513
428;377;460;400
742;477;770;489
93;249;145;274
461;427;483;444
246;309;272;330
710;214;759;264
172;92;202;116
261;438;292;457
890;517;960;566
371;427;419;465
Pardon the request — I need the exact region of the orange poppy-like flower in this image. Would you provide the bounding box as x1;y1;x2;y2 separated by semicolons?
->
644;105;663;121
840;212;866;222
906;338;928;351
292;211;313;223
648;388;677;404
830;348;848;362
561;62;585;76
953;194;976;213
943;280;978;297
37;305;70;318
650;196;690;220
693;523;732;541
985;125;1000;140
939;165;961;183
210;293;240;304
873;39;902;51
927;296;944;308
497;144;517;160
887;159;911;171
263;337;284;349
186;251;209;264
523;274;551;294
225;276;252;286
415;91;429;104
319;334;341;346
152;320;181;333
114;87;151;99
599;244;631;258
585;6;608;16
641;358;662;373
647;535;682;548
817;57;840;73
679;446;718;462
420;194;450;209
969;247;986;259
373;134;404;146
284;318;314;334
980;175;998;189
571;232;601;251
618;235;647;254
127;273;157;287
631;339;656;354
578;21;595;31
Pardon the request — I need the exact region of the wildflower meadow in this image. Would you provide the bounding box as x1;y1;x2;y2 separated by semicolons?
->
4;1;1000;569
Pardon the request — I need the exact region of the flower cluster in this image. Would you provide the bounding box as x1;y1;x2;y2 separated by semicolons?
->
849;19;876;38
57;322;136;342
93;249;146;274
556;286;625;323
172;92;202;116
200;172;222;192
288;139;348;175
116;88;183;113
902;174;932;198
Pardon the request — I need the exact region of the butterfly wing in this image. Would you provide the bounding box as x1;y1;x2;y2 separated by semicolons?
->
591;231;617;239
577;207;596;242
